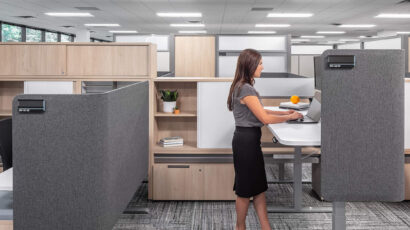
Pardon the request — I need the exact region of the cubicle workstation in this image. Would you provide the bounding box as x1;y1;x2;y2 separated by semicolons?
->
13;82;149;230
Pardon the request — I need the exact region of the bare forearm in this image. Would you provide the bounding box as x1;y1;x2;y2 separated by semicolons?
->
265;109;289;115
262;114;290;124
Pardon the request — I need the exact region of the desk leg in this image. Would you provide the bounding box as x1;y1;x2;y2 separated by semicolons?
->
267;146;332;213
293;147;302;210
332;202;346;230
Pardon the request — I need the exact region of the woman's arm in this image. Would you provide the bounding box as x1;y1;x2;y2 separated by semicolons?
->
242;96;302;125
265;109;294;115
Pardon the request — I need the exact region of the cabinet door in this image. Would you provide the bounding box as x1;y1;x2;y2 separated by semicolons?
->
175;36;215;77
405;164;410;200
67;45;149;76
0;45;66;75
153;164;204;200
204;164;235;200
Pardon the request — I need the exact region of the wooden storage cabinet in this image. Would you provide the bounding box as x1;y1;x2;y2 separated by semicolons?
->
153;163;235;200
0;45;66;76
0;81;24;117
67;45;149;76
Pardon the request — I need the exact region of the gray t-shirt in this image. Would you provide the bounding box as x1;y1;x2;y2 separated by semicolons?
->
232;83;264;127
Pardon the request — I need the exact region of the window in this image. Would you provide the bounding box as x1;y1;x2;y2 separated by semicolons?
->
45;32;58;42
26;28;42;42
1;23;22;42
60;34;72;42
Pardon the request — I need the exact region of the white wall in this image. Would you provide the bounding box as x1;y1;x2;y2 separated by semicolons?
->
219;55;287;77
291;45;333;55
24;81;74;94
406;81;410;149
219;36;287;51
364;37;402;50
338;43;361;49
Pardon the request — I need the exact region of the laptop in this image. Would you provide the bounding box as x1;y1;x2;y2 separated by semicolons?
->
287;97;321;124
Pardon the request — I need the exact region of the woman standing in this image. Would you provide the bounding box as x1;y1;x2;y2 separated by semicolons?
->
227;49;303;230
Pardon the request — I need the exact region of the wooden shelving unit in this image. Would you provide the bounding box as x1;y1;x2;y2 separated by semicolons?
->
0;81;24;118
154;112;196;117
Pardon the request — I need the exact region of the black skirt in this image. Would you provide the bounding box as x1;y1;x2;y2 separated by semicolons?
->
232;126;268;198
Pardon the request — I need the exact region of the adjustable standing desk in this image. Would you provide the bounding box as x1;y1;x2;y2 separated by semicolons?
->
265;106;331;213
0;168;13;221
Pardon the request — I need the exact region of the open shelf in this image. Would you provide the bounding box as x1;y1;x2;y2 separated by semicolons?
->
155;112;196;117
0;81;24;115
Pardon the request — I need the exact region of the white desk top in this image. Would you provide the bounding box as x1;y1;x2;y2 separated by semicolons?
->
0;168;12;191
265;107;321;146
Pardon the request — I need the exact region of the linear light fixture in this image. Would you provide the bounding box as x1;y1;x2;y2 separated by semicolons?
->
248;31;276;34
291;38;310;42
300;35;325;38
316;31;346;34
45;12;94;17
339;24;376;28
267;13;313;18
157;12;202;17
375;13;410;18
170;23;205;27
178;30;207;34
109;30;138;33
255;24;290;27
84;23;120;27
396;31;410;34
327;41;345;44
339;38;360;42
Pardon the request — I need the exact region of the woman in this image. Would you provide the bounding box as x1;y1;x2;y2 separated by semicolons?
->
227;49;303;230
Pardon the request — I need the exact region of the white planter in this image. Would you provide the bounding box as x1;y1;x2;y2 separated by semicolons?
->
163;101;176;113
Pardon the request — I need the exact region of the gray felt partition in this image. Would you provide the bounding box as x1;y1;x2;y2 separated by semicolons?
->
13;81;149;230
320;50;404;202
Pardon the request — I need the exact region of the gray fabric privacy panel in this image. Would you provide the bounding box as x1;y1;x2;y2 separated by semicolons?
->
13;81;149;230
320;50;405;202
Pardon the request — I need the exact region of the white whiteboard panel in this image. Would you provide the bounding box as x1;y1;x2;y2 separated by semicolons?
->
219;36;287;51
254;78;314;97
338;43;361;49
218;55;286;77
116;35;169;51
364;37;402;50
157;52;170;72
406;81;410;148
24;81;73;94
291;45;332;55
197;82;235;148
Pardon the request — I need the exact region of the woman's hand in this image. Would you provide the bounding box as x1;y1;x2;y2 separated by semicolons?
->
288;111;303;120
286;110;296;115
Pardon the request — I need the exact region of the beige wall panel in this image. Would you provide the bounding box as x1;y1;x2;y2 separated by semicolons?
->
153;164;204;200
291;55;299;75
0;45;66;76
175;36;215;77
0;81;23;114
204;164;235;200
67;46;149;76
299;55;315;77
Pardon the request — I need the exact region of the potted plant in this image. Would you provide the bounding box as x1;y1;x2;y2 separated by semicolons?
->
160;89;178;113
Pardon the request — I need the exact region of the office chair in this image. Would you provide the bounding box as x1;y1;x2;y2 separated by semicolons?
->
0;118;12;171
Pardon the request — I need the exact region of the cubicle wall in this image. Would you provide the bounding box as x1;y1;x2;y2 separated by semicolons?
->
320;50;404;201
291;45;333;78
13;82;149;230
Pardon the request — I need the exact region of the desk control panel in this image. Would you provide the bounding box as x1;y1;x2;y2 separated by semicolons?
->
17;99;45;113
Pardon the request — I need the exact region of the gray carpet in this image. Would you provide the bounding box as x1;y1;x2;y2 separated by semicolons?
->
113;164;410;230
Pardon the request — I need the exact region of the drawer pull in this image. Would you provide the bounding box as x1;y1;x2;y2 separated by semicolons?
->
168;165;189;168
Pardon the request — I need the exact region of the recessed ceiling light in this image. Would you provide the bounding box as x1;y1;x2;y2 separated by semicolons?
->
396;31;410;34
300;35;324;38
316;31;346;34
170;24;205;27
109;30;138;33
339;24;376;28
375;13;410;18
267;13;313;18
255;24;290;27
291;38;310;42
157;12;202;17
178;30;207;34
248;31;276;34
45;12;94;17
84;23;120;27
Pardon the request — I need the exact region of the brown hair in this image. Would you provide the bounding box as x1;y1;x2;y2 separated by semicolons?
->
227;49;262;111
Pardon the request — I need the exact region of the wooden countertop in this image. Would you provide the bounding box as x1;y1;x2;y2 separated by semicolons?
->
154;77;233;82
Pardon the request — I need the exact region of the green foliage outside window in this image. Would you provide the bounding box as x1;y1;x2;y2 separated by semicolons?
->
26;28;41;42
2;24;22;42
45;32;57;42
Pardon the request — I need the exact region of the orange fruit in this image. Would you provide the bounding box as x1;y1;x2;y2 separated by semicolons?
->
290;95;300;104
